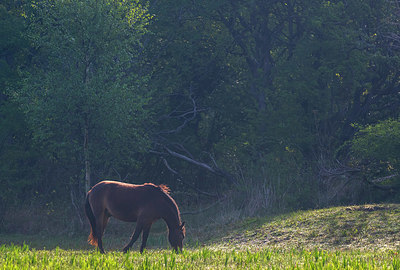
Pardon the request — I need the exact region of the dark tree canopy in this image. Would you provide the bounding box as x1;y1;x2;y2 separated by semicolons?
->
1;0;400;217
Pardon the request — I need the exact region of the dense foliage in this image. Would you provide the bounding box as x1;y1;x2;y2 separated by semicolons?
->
1;0;400;225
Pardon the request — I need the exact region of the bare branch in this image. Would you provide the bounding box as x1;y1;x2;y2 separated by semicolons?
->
208;152;219;168
165;147;217;173
156;85;206;135
162;157;178;175
318;159;399;191
362;175;399;191
112;168;129;182
370;174;399;183
113;167;122;181
319;159;361;179
151;84;236;191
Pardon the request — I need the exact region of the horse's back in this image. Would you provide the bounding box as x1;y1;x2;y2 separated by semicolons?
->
89;181;163;199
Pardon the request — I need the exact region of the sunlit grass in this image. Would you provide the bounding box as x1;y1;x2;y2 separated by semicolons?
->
1;244;400;269
222;204;400;251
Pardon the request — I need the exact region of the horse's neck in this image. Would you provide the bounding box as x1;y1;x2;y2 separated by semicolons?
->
160;199;180;230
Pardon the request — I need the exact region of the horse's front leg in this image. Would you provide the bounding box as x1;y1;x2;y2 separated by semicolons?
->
123;223;143;253
97;238;105;254
140;224;152;253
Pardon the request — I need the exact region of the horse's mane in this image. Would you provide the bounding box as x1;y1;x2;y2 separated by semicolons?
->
143;183;170;194
158;184;171;194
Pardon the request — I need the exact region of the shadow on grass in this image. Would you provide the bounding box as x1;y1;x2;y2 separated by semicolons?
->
0;232;175;251
0;218;182;251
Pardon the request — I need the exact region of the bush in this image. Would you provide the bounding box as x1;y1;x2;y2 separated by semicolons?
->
350;119;400;192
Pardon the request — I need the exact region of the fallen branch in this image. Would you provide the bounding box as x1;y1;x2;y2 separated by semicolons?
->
362;175;400;191
370;174;399;183
165;147;218;174
317;159;400;193
165;146;236;184
319;160;361;178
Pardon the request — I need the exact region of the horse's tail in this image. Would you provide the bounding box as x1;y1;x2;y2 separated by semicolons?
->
84;193;98;247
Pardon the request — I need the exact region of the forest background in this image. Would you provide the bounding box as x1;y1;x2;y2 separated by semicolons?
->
1;0;400;234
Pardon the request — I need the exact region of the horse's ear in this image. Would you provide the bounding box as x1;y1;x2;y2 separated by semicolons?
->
180;222;186;235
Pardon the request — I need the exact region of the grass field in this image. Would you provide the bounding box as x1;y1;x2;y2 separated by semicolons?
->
2;244;400;269
1;204;400;269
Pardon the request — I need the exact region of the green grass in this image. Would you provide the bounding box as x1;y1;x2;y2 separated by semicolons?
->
1;244;400;269
1;204;400;269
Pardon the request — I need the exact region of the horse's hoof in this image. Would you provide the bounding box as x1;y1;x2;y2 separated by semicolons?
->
122;247;129;253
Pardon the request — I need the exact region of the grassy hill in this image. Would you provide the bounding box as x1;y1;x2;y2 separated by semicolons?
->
217;204;400;250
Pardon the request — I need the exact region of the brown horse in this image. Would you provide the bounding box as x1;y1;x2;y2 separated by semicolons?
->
84;180;185;253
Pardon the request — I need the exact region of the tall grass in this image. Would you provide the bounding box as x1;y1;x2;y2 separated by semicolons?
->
1;244;400;269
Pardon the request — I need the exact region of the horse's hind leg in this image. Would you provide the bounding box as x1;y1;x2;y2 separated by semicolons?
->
122;222;143;253
95;212;110;254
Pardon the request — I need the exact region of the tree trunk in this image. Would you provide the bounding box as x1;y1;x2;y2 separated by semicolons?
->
84;119;91;193
84;53;91;193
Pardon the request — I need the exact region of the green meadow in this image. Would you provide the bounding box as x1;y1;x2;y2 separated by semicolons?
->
1;204;400;269
1;244;400;269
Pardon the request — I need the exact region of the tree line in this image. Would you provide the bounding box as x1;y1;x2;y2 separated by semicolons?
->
1;0;400;215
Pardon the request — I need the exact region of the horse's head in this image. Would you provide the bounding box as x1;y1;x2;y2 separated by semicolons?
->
168;222;185;252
